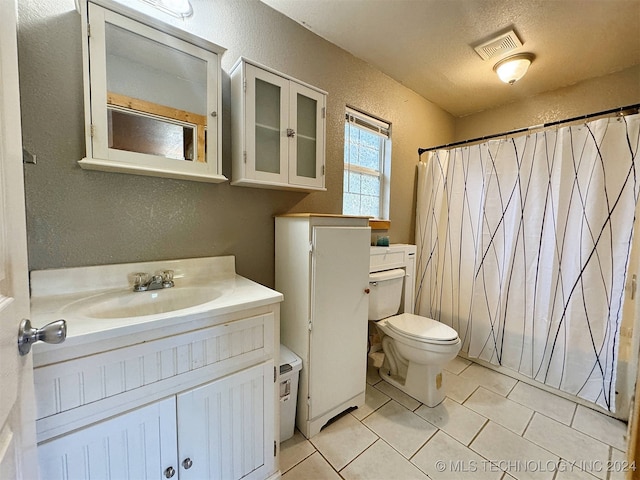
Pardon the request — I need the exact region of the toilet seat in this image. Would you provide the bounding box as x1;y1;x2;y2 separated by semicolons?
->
386;313;459;345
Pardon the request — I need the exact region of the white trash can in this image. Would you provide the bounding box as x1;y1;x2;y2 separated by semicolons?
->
279;344;302;442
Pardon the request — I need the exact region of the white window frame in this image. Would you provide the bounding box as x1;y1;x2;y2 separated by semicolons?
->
343;106;391;220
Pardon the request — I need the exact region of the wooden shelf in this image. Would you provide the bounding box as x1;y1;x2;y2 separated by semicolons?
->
369;219;390;230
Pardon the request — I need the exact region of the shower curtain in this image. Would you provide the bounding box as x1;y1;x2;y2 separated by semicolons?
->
415;113;640;411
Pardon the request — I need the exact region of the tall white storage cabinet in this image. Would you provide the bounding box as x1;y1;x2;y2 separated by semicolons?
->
275;214;371;438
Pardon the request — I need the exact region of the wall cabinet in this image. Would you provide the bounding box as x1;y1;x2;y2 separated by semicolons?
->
78;1;226;183
275;214;370;437
231;58;327;191
34;307;279;480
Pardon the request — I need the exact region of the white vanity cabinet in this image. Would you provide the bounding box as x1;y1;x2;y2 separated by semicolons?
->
231;58;326;191
30;256;282;480
39;362;274;480
275;214;370;438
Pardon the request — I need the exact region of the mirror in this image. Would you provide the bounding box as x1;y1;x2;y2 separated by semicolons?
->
78;1;227;183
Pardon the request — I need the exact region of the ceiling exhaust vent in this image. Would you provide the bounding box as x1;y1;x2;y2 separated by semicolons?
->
473;30;523;61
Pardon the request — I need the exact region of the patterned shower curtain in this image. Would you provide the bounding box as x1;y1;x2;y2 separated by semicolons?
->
415;113;640;411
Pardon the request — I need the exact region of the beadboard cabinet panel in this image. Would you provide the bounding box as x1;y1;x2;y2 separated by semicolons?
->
38;397;178;480
35;313;272;419
177;362;275;480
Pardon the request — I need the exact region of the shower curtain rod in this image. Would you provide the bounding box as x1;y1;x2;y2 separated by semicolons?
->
417;103;640;157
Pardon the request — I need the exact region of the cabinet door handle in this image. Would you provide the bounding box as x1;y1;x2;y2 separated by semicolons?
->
164;466;176;478
182;458;193;470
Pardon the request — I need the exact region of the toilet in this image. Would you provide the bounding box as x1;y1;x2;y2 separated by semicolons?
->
368;268;461;407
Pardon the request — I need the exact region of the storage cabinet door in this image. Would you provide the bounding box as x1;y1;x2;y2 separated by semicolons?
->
309;226;370;419
288;82;325;189
245;64;289;184
38;397;177;480
176;362;275;480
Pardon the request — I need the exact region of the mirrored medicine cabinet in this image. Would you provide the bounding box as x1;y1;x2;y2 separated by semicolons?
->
78;0;227;183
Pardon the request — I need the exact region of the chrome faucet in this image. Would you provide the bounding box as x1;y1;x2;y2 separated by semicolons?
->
133;270;175;292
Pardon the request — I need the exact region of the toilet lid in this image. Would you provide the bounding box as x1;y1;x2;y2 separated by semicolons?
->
386;313;459;342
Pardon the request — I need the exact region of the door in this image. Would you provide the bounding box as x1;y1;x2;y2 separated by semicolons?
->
308;226;370;419
244;63;289;184
0;1;38;479
37;398;177;480
176;362;275;480
288;82;325;189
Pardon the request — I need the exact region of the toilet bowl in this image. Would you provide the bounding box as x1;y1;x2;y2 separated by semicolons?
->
368;268;461;407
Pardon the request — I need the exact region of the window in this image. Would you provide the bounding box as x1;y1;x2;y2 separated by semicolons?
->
343;107;391;219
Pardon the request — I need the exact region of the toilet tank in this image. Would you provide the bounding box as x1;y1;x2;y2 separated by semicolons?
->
368;268;405;320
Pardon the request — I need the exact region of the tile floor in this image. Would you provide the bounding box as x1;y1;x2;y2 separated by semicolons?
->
279;357;631;480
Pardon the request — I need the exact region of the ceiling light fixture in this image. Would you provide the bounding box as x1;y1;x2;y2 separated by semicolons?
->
493;53;535;85
140;0;193;18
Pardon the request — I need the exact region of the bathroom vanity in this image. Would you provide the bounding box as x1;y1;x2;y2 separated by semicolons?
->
30;256;282;480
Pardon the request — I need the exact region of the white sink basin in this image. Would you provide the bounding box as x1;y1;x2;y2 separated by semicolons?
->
62;286;222;319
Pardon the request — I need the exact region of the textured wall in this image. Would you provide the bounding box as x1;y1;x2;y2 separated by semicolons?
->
454;65;640;142
17;0;454;287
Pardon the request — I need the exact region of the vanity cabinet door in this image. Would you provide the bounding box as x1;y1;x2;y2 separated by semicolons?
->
176;362;275;480
38;397;178;480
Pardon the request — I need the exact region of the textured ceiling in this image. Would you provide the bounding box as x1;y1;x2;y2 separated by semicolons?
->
260;0;640;117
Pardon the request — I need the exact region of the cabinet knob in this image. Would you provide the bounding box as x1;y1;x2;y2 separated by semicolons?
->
164;466;176;478
364;288;370;294
182;458;193;470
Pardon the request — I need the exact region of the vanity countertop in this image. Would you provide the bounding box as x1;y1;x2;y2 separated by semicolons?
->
30;256;282;366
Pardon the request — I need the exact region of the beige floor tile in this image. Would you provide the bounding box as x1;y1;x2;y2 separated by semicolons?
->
309;412;377;471
524;413;609;480
351;383;391;421
411;430;502;480
464;387;534;435
609;448;635;480
367;365;382;385
459;363;518;396
340;439;430;480
553;461;599;480
444;355;472;375
362;400;438;458
415;397;487;445
372;379;421;410
470;421;558;480
282;451;342;480
571;405;627;451
443;369;480;403
507;382;576;425
279;429;316;473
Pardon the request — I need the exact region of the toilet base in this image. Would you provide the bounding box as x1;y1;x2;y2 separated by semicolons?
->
378;361;446;407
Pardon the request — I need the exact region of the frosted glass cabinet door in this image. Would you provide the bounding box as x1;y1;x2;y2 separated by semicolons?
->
176;362;275;480
289;82;325;189
245;64;289;184
38;397;178;480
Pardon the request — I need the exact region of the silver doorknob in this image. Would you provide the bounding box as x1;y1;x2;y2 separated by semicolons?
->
182;457;193;469
18;318;67;356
